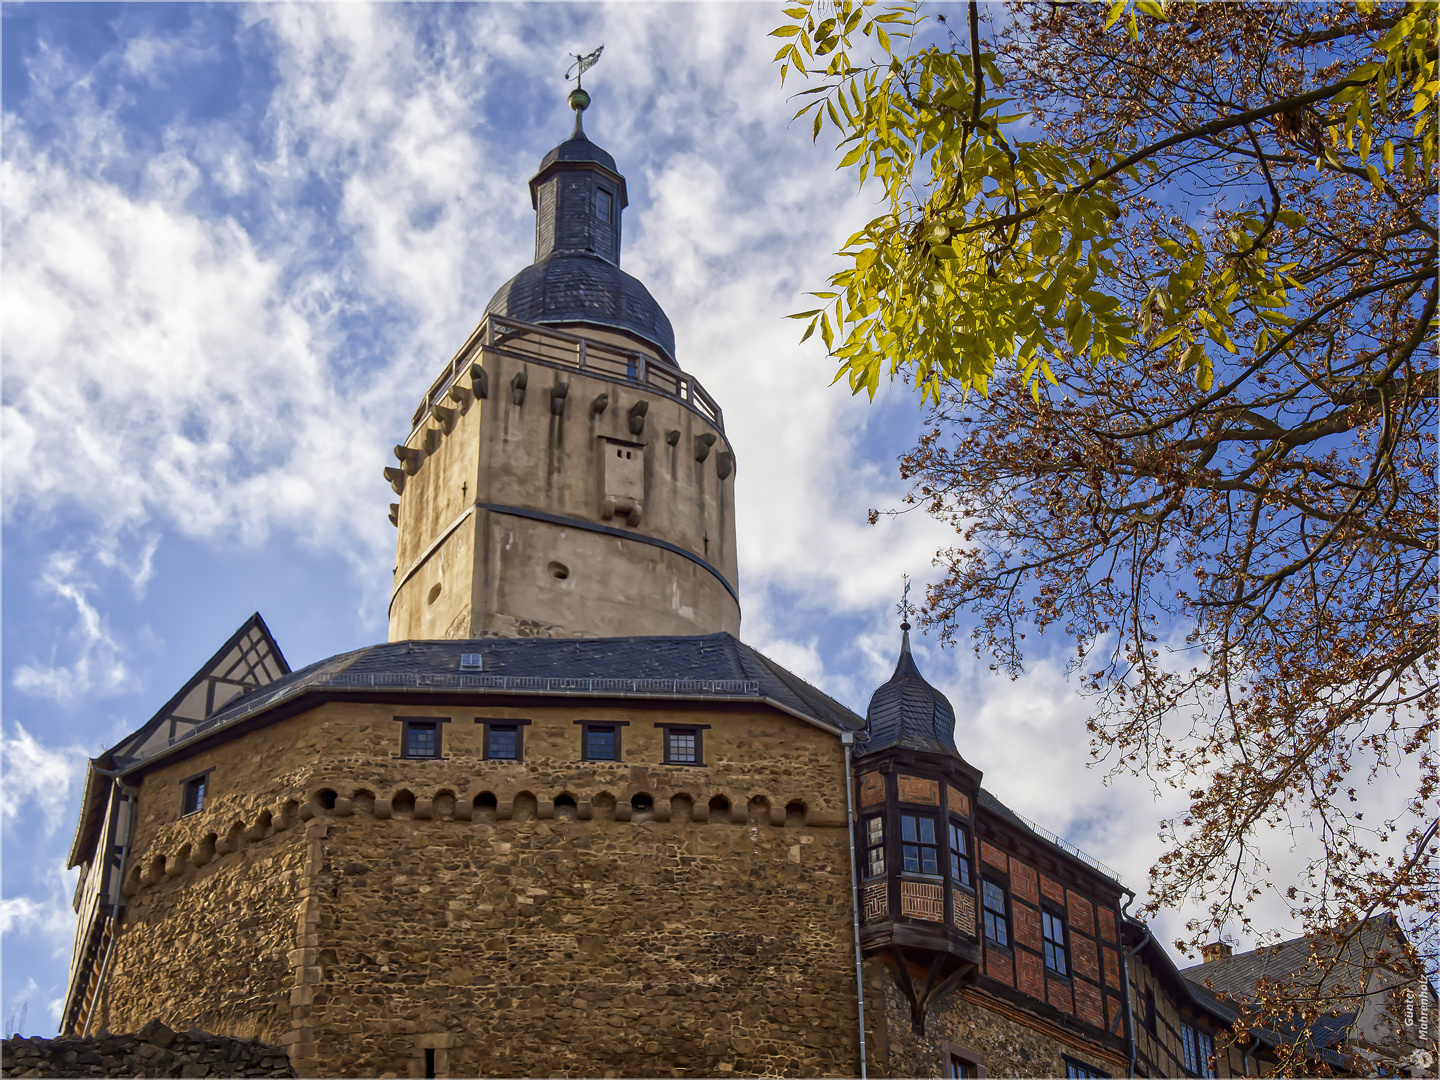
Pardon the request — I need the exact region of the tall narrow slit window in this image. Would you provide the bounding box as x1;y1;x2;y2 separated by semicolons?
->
1042;908;1069;976
948;821;972;887
981;879;1009;947
900;813;939;875
863;815;886;878
596;188;613;223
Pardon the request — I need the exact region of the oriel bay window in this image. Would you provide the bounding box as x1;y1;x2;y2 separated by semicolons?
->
863;815;886;878
900;812;940;875
948;820;972;887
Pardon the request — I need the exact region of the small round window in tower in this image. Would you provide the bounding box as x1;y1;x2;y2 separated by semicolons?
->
548;561;570;581
426;582;442;605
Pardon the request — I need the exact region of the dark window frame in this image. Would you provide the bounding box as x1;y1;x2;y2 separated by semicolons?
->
862;813;886;879
575;720;629;761
655;722;710;766
1063;1056;1111;1079
942;1041;986;1078
1042;906;1070;977
948;818;972;888
396;716;449;760
596;186;614;223
477;718;531;761
179;768;214;817
1144;988;1157;1038
900;811;941;876
981;877;1010;948
1180;1020;1215;1078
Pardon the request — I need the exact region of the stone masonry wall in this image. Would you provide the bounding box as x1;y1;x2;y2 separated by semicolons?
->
865;958;1127;1078
103;695;863;1077
2;1021;294;1078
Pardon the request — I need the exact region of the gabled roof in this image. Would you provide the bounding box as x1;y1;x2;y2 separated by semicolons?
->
66;613;289;868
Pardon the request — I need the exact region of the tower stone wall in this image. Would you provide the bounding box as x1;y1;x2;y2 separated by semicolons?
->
388;329;740;643
97;696;860;1076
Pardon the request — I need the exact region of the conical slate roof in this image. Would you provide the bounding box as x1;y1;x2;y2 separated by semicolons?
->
857;622;960;758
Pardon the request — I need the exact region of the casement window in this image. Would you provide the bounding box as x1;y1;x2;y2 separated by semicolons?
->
948;820;972;887
400;719;442;759
981;878;1010;947
479;719;530;761
1063;1057;1110;1079
577;720;628;761
1042;908;1069;976
657;723;709;766
863;815;886;878
180;770;212;816
1181;1022;1215;1078
900;813;940;875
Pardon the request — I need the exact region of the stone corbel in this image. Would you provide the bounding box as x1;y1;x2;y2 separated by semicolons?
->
601;495;643;527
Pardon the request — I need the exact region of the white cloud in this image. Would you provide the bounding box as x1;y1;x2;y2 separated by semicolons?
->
0;723;89;834
10;553;131;703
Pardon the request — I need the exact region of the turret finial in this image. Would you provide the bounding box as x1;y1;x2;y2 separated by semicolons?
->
896;573;916;634
565;45;604;137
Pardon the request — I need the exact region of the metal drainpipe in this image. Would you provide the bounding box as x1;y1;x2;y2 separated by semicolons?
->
842;732;868;1080
1119;888;1152;1079
82;769;139;1038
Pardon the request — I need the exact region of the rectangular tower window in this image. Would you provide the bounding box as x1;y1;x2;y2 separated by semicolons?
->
1042;908;1069;976
948;820;972;887
486;724;520;760
401;720;441;759
180;771;210;816
981;879;1009;947
596;188;613;223
900;813;939;875
863;815;886;878
576;721;628;761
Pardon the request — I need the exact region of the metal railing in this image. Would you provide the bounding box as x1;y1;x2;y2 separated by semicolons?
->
409;314;724;442
150;670;761;759
984;793;1124;884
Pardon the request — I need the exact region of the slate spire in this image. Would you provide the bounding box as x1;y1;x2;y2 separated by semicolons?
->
482;84;678;363
858;616;961;759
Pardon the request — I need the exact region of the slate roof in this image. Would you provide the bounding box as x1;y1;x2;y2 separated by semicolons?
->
1180;918;1400;1007
114;632;864;773
856;625;961;758
485;254;676;364
538;133;618;173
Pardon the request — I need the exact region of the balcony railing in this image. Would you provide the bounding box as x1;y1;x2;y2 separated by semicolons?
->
409;314;724;442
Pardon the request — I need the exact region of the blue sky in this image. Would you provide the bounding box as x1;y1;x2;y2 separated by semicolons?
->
0;1;1331;1035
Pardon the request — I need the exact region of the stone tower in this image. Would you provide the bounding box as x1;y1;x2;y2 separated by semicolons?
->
386;90;739;642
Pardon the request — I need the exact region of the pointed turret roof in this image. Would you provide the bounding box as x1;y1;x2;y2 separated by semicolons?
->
483;86;676;363
857;621;961;758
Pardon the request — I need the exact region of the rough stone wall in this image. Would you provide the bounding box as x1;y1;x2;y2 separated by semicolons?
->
2;1021;294;1078
104;696;862;1077
864;959;1126;1078
100;822;304;1042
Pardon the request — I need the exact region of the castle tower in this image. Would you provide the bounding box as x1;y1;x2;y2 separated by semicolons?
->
386;89;740;642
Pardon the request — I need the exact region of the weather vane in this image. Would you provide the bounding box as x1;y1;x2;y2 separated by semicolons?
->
564;46;604;136
897;574;916;629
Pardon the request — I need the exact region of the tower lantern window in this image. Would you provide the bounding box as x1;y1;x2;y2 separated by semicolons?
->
596;188;613;223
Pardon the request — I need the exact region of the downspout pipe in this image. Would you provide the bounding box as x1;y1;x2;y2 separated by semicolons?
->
842;732;868;1080
1120;888;1151;1079
81;766;139;1038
